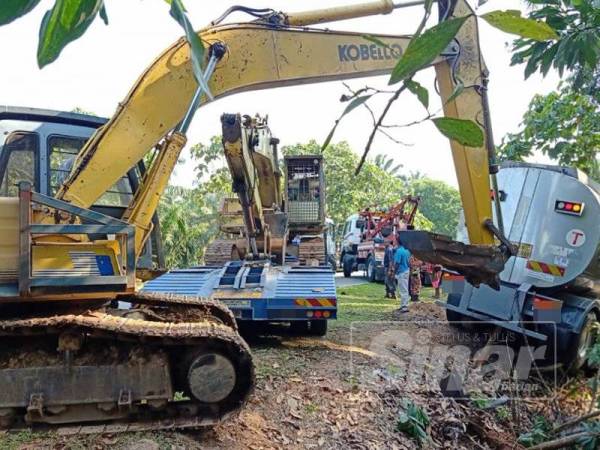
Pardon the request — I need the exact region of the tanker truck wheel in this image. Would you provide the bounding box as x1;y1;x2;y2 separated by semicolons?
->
567;312;598;374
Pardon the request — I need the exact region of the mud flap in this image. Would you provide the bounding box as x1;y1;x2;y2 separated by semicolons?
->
399;231;511;290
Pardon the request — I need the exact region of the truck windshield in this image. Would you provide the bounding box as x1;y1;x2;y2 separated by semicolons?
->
48;135;134;207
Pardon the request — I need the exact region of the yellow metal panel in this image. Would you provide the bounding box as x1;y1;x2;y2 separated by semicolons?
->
31;242;121;275
435;3;494;245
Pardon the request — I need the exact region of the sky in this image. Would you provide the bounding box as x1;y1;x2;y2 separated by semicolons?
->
0;0;560;188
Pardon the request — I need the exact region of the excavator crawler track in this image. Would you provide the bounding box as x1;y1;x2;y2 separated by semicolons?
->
298;238;325;266
0;293;254;433
204;239;242;265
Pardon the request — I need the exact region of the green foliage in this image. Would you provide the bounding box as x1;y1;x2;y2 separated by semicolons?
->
404;79;429;110
0;0;41;25
168;0;211;98
432;117;484;148
499;85;600;179
409;178;461;237
396;400;430;445
509;1;600;87
373;154;403;177
481;10;559;41
389;16;469;85
496;406;511;422
38;0;108;68
518;415;551;447
579;420;600;450
159;137;232;268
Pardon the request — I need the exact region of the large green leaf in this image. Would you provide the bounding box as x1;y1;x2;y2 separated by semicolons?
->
322;94;373;150
168;0;212;99
37;0;106;68
0;0;41;26
389;16;469;85
404;79;429;110
481;10;559;41
432;117;484;147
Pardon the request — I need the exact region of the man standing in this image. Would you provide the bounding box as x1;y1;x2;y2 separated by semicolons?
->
383;241;396;299
394;237;411;313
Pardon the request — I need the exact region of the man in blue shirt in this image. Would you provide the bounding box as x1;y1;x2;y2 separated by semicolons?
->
383;242;396;298
393;237;411;313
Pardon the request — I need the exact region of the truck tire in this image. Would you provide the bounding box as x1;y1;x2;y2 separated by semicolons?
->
343;255;353;278
290;321;309;335
445;293;464;328
309;320;328;336
567;312;598;373
367;256;376;282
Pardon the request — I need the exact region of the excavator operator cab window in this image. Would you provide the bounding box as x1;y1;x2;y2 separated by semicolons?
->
48;135;134;207
0;132;39;197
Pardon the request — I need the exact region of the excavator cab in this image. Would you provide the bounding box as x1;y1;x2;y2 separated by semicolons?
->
0;106;164;287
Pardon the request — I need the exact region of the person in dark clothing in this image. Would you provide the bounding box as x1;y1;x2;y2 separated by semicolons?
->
383;242;396;298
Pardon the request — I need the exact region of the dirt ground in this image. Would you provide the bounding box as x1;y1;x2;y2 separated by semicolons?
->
1;284;593;450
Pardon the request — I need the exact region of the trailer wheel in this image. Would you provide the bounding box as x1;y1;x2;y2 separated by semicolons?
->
366;256;376;282
343;255;353;278
309;320;328;336
568;312;598;373
445;293;464;328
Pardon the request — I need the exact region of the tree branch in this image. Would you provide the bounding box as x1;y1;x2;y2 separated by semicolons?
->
529;431;598;450
355;84;407;175
552;409;600;435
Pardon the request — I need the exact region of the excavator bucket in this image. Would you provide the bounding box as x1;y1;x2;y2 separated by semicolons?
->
400;231;512;290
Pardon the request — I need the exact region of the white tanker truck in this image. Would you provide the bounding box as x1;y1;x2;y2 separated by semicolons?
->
443;161;599;371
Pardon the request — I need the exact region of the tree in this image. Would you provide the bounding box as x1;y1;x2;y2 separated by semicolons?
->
158;137;232;268
499;83;600;179
509;0;600;90
281;140;446;235
409;178;461;237
373;154;403;178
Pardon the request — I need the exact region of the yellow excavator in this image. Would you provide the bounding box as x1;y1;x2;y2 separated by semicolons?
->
0;0;511;431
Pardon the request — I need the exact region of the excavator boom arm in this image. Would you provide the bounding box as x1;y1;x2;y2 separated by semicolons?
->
55;0;502;276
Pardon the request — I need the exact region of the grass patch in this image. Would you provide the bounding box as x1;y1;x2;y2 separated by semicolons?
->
334;283;397;326
333;282;435;327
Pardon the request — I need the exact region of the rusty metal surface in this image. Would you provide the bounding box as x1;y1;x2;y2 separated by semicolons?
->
298;238;326;266
400;230;510;289
204;239;243;265
129;291;239;331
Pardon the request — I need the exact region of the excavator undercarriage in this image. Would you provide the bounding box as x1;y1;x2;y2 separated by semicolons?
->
0;293;253;431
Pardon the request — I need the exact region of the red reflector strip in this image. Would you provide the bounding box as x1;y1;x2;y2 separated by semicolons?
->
526;260;565;277
295;298;337;307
